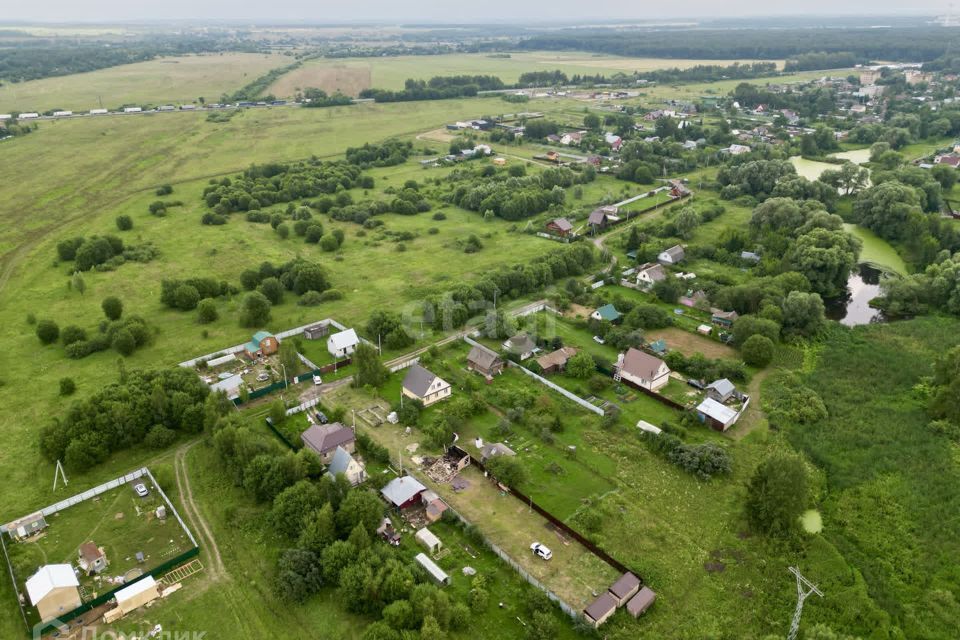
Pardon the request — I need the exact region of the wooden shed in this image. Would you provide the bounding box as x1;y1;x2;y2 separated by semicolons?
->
626;586;657;617
608;572;641;606
583;592;617;628
114;575;160;615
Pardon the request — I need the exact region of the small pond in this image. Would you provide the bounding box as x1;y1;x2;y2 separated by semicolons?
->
825;263;888;327
831;147;872;164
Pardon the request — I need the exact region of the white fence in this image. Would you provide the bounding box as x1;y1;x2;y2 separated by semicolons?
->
461;336;604;416
511;362;605;416
287;396;321;417
178;317;345;368
1;467;198;548
389;357;421;373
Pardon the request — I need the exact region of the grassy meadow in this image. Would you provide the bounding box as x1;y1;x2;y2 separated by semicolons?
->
0;53;290;112
266;52;783;97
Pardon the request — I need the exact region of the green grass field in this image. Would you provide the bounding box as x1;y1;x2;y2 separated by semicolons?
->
0;53;291;112
266;52;783;97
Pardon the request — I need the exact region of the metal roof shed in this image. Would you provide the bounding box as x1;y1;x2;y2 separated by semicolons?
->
415;553;451;586
626;586;657;617
415;528;443;554
114;575;160;615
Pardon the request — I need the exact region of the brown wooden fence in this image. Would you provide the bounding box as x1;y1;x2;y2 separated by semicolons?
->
468;455;638;581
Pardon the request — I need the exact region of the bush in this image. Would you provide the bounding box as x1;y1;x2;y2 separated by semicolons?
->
112;328;136;356
320;234;340;252
319;289;344;301
59;378;76;396
197;298;219;324
239;291;272;327
298;291;323;306
156;184;173;196
37;320;60;345
60;325;87;346
145;425;178;449
742;334;774;367
115;215;133;231
101;296;123;321
305;225;324;243
432;212;447;221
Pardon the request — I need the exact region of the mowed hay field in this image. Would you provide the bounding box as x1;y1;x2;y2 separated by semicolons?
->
266;51;783;97
0;52;289;112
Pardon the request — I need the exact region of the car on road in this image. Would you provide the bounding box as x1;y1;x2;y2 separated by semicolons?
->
592;335;605;345
313;374;322;386
134;483;149;498
530;542;552;560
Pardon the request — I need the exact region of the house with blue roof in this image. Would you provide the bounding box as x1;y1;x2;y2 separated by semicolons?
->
591;304;622;323
244;330;279;359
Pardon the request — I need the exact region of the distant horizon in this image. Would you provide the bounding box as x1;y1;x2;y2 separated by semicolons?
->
0;5;954;27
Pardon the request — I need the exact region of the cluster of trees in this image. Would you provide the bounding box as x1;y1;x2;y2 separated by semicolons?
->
447;165;594;221
879;253;960;317
745;451;811;537
227;61;301;102
36;297;151;359
731;82;837;117
663;351;747;383
300;88;354;108
640;422;733;480
0;34;244;83
345;141;413;168
323;186;430;225
750;198;861;298
56;235;158;271
39;368;209;469
852;174;960;267
160;277;235;311
639;61;777;85
202;160;365;219
517;27;959;61
717;159;800;201
360;75;505;102
516;70;569;86
783;51;861;72
418;244;596;331
366;311;415;351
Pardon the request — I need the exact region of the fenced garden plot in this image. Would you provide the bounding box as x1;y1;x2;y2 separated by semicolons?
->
1;468;197;631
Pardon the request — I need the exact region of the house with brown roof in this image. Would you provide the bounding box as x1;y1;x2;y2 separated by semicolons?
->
710;308;739;328
466;344;505;377
587;206;619;231
536;347;578;375
301;423;356;464
636;262;666;289
546;217;574;237
583;592;618;628
78;542;107;575
608;572;641;606
615;348;671;392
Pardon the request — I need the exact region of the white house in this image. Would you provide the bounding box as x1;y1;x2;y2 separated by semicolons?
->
636;262;667;288
615;348;671;392
658;245;685;265
26;564;81;623
327;328;360;358
401;364;452;407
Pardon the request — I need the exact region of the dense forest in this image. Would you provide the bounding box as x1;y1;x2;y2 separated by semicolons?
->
0;33;255;83
516;27;960;63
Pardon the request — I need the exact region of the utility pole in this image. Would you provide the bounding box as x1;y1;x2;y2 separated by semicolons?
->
53;460;69;492
787;567;823;640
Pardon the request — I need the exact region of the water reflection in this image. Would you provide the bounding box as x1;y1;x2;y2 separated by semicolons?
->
826;264;886;327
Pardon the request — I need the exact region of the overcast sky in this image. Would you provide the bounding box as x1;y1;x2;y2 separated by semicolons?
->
0;1;952;24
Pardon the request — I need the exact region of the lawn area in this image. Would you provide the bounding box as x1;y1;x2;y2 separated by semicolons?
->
4;472;193;628
842;223;908;275
0;53;290;112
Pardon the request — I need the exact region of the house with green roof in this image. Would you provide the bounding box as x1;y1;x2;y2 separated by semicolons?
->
591;304;622;323
244;331;279;359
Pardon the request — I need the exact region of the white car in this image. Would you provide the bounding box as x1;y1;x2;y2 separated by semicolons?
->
134;483;149;498
530;542;552;561
592;335;606;345
313;374;323;386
